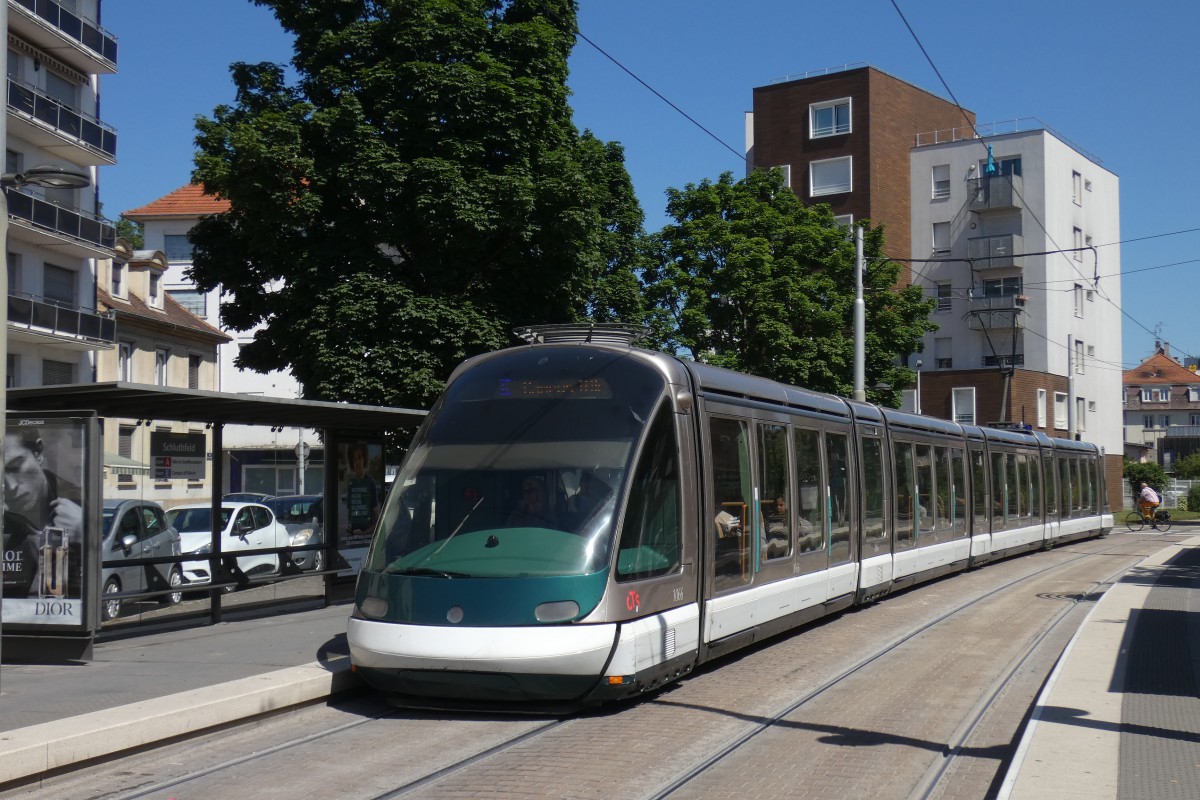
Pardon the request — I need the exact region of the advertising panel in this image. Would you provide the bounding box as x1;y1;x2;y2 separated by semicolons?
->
336;439;384;574
2;414;96;629
150;431;206;480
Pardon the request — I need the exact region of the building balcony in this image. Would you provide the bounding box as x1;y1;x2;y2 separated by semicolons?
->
8;0;118;74
967;233;1023;269
983;353;1025;368
7;77;117;166
967;294;1027;330
4;186;116;258
8;290;116;350
967;174;1023;213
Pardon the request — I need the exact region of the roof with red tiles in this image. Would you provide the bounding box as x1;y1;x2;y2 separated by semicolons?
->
123;184;230;220
1122;351;1200;385
98;286;231;344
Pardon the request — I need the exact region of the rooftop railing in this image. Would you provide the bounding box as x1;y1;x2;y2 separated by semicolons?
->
7;76;117;160
7;289;117;346
11;0;118;66
4;186;116;253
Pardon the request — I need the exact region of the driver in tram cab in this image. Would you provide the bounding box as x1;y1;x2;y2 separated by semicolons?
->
507;476;558;528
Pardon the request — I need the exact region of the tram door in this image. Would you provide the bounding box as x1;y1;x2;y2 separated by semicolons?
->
858;433;890;562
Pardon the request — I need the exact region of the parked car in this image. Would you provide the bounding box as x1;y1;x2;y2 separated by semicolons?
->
100;500;183;621
222;492;275;503
265;495;325;571
167;502;290;589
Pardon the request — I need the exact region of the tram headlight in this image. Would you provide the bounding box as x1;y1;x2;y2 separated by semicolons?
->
359;596;389;619
534;600;579;622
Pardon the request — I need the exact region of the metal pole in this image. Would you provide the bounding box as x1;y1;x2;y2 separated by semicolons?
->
853;225;866;402
1;1;9;681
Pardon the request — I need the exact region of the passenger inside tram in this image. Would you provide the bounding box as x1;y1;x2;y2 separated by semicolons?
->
507;475;559;529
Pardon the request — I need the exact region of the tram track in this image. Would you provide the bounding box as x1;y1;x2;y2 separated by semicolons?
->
645;532;1178;800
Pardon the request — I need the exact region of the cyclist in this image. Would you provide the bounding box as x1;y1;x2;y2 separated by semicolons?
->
1138;482;1161;521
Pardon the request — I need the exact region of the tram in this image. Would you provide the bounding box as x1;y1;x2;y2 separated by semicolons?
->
348;324;1113;706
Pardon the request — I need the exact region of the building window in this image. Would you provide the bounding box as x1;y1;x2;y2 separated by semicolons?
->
118;424;136;484
1191;413;1200;426
1075;340;1085;374
833;214;853;228
936;282;952;312
932;165;950;199
1144;415;1154;429
932;222;951;256
163;235;193;262
983;276;1021;296
42;359;77;385
150;273;161;306
772;164;791;187
188;354;201;390
118;342;133;382
810;156;852;197
111;262;125;298
155;348;169;386
44;263;76;306
1189;386;1199;402
1054;392;1068;430
8;252;21;293
6;353;18;388
1142;387;1170;402
1037;388;1047;428
1160;414;1170;429
1076;397;1086;432
809;98;851;138
169;289;208;318
952;387;975;425
1074;284;1084;317
1072;171;1082;205
901;388;917;413
1073;228;1084;260
935;337;952;369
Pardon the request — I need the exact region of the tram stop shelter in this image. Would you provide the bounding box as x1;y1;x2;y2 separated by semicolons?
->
3;381;426;659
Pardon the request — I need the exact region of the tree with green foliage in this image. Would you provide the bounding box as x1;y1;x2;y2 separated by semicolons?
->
1124;459;1167;495
115;216;144;249
643;169;936;405
189;0;646;413
1172;451;1200;479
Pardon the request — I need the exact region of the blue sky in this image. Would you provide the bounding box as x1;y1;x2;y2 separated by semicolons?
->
100;1;1200;369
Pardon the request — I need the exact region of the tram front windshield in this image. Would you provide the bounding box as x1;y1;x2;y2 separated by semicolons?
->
365;347;666;579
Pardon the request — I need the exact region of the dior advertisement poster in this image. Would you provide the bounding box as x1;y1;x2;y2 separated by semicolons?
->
3;414;94;628
336;439;384;574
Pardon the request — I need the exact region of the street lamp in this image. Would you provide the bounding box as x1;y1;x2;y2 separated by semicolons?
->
1;163;91;682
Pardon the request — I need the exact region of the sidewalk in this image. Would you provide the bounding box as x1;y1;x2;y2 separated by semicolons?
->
1000;532;1200;799
0;594;360;786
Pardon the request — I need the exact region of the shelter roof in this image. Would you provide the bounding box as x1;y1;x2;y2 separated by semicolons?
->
7;383;426;434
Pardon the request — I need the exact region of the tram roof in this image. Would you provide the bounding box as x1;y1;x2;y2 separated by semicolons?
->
6;381;427;433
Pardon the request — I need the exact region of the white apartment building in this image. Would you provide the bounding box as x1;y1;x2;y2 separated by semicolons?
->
123;184;323;497
4;0;117;388
909;123;1123;491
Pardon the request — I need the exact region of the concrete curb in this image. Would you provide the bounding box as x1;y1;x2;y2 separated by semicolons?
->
0;658;360;786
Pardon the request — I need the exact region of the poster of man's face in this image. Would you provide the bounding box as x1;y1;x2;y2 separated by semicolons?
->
3;417;88;626
337;440;384;572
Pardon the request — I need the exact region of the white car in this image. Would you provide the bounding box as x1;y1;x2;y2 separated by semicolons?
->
167;502;291;589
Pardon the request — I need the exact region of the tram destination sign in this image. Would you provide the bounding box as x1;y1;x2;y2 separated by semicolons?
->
150;432;206;480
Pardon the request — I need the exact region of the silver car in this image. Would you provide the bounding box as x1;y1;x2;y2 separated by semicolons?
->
100;499;183;621
265;495;325;571
168;502;291;589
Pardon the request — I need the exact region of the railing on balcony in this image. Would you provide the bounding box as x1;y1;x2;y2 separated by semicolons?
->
967;294;1027;331
967;174;1023;212
7;77;117;160
11;0;118;66
8;290;116;345
4;186;116;252
967;233;1023;269
983;354;1025;368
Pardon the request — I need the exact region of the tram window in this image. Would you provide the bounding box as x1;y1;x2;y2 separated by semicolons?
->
1085;459;1096;511
758;423;792;562
861;437;887;543
616;406;681;581
711;417;752;592
991;452;1007;529
951;449;968;537
1006;453;1021;520
934;446;952;533
1065;455;1075;520
827;432;851;564
794;428;825;556
1015;454;1029;523
894;442;915;548
970;448;987;534
1043;453;1057;517
1072;458;1084;513
915;444;934;537
1029;454;1042;520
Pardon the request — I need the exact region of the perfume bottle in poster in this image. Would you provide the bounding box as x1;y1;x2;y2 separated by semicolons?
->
40;527;68;598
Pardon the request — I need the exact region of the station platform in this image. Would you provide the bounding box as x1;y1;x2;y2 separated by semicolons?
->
1;534;1198;795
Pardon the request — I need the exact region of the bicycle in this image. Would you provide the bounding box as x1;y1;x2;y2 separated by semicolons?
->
1124;507;1173;533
